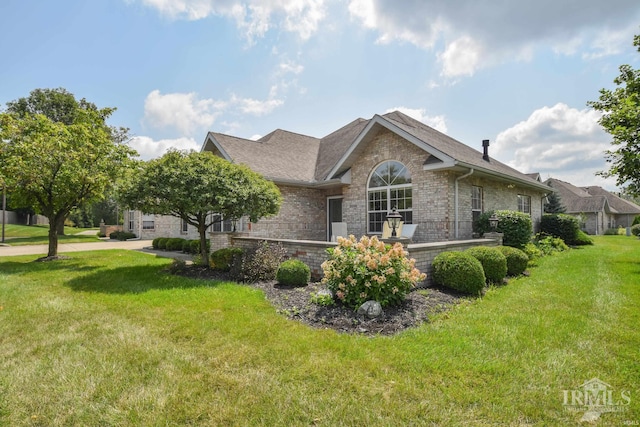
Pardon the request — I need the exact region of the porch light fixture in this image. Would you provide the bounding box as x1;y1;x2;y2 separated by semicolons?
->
488;213;499;231
386;207;402;238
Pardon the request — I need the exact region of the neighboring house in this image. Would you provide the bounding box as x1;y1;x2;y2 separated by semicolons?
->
128;111;549;244
544;178;640;234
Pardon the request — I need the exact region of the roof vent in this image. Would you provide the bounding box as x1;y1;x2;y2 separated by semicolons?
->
482;139;490;162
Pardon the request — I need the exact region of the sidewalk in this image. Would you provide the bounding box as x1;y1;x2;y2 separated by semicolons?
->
0;239;154;257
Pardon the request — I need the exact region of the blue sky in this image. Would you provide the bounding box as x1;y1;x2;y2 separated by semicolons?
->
1;0;639;190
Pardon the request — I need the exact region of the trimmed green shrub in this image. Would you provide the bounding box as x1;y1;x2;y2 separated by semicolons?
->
522;242;543;261
210;247;244;271
573;230;594;245
321;235;426;308
109;231;136;241
166;238;186;251
235;241;288;283
432;251;485;295
475;210;532;249
540;214;580;245
276;259;311;286
156;237;169;250
465;246;507;284
183;239;210;255
631;224;640;236
497;246;529;276
152;237;162;250
535;235;569;255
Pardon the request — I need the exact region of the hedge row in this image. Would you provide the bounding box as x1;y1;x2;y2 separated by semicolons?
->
432;245;529;294
151;237;210;254
109;231;137;241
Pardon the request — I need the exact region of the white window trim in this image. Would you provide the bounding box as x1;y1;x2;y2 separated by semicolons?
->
366;160;413;234
518;194;531;215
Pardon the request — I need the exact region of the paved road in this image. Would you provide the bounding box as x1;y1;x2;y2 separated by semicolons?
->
0;239;154;257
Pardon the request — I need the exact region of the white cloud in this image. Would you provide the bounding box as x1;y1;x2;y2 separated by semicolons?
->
136;0;326;43
437;36;483;78
494;103;615;186
348;0;640;78
129;136;201;160
232;95;284;115
278;59;304;75
143;90;225;135
385;107;448;133
143;89;284;134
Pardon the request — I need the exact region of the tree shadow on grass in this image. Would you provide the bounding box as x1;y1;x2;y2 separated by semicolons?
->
613;259;640;276
0;257;98;276
65;264;228;294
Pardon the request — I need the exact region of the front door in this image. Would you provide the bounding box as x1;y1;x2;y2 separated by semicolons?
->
327;197;343;241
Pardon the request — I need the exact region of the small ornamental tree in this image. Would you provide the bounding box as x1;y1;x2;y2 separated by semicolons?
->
120;150;282;262
0;88;135;258
321;235;426;309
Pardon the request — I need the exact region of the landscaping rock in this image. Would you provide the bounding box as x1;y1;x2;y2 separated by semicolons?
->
357;300;383;319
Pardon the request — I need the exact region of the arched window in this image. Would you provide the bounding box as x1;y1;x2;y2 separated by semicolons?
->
367;160;412;233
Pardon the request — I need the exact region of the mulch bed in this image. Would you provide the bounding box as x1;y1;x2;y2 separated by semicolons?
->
173;265;468;336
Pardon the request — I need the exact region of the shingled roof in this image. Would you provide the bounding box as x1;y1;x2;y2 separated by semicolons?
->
544;178;640;215
201;111;549;191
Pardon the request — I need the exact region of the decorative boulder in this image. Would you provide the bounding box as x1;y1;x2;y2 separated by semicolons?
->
357;300;383;319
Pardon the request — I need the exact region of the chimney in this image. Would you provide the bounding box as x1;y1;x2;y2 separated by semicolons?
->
482;139;490;162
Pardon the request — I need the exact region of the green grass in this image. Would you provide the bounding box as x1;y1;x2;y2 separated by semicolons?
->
1;224;100;246
0;236;639;425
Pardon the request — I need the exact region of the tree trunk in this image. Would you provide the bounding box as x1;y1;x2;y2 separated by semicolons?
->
57;218;65;235
48;217;64;257
198;225;209;266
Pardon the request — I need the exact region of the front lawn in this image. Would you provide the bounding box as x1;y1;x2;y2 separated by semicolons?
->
0;236;638;425
1;224;100;246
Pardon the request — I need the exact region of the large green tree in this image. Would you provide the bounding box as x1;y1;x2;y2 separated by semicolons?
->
0;88;136;258
120;149;281;262
588;33;640;195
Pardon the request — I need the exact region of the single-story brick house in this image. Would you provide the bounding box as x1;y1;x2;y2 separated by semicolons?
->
544;178;640;234
127;111;549;245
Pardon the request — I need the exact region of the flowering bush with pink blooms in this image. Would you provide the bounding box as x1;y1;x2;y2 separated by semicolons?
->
321;235;426;309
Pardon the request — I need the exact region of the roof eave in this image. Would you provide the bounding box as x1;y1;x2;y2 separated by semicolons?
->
453;161;551;192
269;178;347;189
201;133;233;161
326;114;454;180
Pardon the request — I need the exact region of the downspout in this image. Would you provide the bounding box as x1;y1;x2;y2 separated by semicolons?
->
454;168;474;239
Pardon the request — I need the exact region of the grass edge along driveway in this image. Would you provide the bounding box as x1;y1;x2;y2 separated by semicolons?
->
0;236;638;426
